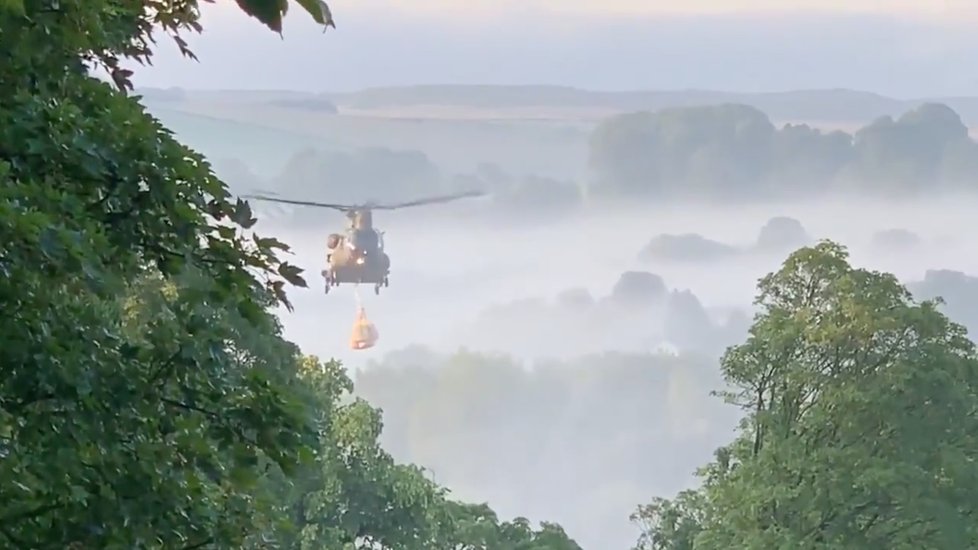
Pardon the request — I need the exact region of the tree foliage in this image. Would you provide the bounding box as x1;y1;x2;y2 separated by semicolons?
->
0;0;327;545
589;103;978;200
244;356;584;550
0;0;576;548
632;241;978;549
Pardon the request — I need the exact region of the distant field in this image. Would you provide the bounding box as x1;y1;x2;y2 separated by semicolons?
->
338;105;619;122
770;119;867;133
146;104;337;177
150;99;593;180
145;91;976;186
337;106;879;131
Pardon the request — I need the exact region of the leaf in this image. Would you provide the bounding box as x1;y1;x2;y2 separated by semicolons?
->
69;485;90;502
295;0;334;28
205;198;226;220
277;262;306;287
235;0;284;33
110;67;135;93
229;198;257;229
0;0;25;15
253;234;290;254
216;225;236;240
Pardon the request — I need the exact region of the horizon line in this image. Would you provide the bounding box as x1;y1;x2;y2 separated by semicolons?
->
133;84;978;102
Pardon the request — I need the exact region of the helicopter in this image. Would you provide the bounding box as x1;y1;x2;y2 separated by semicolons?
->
242;190;485;295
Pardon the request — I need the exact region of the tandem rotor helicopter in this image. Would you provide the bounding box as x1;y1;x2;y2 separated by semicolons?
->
242;190;486;295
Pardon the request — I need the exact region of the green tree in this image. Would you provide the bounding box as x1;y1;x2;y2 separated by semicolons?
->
251;356;584;550
634;241;978;549
768;123;853;195
631;490;706;550
271;147;445;215
1;1;579;548
0;0;328;546
433;502;583;549
250;356;450;549
588;105;776;199
588;102;978;200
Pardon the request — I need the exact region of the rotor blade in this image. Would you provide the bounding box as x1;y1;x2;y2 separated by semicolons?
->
241;194;353;211
370;190;487;210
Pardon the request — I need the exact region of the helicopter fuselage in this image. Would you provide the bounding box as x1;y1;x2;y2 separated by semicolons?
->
323;230;391;293
242;191;486;296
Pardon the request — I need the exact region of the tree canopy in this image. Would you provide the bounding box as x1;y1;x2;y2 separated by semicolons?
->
0;0;579;547
632;241;978;549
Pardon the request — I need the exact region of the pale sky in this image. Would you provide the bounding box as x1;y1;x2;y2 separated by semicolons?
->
130;0;978;96
209;0;978;19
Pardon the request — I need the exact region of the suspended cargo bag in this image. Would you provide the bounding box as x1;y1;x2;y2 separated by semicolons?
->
349;306;379;350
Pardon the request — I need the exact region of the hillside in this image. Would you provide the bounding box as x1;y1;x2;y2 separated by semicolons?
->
323;86;978;126
139;85;978;127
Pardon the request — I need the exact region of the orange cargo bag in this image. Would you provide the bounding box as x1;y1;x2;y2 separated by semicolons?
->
349;306;379;350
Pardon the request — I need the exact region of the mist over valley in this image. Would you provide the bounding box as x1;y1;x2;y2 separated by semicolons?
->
142;85;978;548
12;3;978;547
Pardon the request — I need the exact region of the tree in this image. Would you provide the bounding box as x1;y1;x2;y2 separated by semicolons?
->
433;502;583;549
768;123;853;195
587;102;978;201
588;105;776;199
848;103;971;192
250;356;585;550
631;491;707;550
240;356;445;549
271;147;445;211
1;0;327;546
1;2;578;548
634;241;978;549
909;270;978;336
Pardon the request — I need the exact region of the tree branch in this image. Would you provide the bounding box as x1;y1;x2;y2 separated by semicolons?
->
180;537;214;550
0;503;63;524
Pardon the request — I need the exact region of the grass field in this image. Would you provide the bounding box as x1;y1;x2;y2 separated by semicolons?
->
146;98;594;180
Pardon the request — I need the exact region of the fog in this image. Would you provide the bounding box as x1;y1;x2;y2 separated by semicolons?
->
17;0;978;546
239;192;977;548
265;195;978;366
136;73;978;548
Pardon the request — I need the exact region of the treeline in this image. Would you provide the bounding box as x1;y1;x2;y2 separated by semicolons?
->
590;102;978;199
451;270;749;359
217;150;583;225
228;101;978;225
0;1;580;548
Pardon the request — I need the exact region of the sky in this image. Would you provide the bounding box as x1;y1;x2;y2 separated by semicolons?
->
130;0;978;97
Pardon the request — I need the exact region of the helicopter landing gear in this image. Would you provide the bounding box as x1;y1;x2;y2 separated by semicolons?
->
321;269;337;295
383;276;389;288
374;283;381;295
